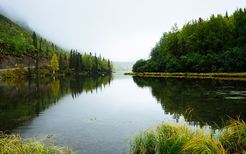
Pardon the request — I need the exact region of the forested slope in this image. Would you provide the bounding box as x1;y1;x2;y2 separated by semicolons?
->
133;8;246;73
0;14;67;57
0;14;112;74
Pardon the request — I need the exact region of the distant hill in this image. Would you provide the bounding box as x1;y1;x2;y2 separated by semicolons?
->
113;62;134;73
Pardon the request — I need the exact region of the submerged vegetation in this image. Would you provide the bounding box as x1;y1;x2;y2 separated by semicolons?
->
0;132;72;154
133;8;246;73
130;120;246;154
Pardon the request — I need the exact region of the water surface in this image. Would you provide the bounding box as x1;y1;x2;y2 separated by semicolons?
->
0;75;246;153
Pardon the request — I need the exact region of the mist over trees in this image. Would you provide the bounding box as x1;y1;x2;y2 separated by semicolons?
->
133;8;246;73
0;13;113;75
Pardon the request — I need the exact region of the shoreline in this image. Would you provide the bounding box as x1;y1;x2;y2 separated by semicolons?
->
124;72;246;81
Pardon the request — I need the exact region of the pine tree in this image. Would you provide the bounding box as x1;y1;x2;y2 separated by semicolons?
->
32;32;37;49
32;32;39;74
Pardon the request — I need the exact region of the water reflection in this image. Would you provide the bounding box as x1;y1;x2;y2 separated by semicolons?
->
0;76;112;131
133;77;246;128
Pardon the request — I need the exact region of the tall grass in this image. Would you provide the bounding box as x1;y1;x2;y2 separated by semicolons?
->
130;120;246;154
182;134;225;154
156;124;192;154
0;132;73;154
219;120;246;154
130;130;156;154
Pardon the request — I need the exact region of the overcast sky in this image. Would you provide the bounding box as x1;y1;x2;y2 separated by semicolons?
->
0;0;246;61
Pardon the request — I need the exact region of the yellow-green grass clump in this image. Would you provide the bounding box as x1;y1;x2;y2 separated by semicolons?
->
219;120;246;154
130;120;246;154
0;132;73;154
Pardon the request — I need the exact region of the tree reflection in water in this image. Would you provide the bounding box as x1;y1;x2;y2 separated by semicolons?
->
0;75;112;131
133;77;246;128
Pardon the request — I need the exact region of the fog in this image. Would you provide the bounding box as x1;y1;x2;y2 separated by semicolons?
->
0;0;246;61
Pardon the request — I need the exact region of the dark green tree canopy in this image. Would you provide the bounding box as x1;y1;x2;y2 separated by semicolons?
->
133;8;246;73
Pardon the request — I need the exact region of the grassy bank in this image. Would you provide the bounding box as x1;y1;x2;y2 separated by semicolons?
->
130;120;246;154
125;72;246;81
0;132;73;154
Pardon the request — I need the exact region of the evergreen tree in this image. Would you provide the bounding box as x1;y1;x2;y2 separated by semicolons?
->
32;32;37;49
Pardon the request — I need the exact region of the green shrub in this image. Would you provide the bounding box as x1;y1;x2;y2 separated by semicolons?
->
1;64;26;80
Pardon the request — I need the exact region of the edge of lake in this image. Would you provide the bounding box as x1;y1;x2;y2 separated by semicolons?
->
124;72;246;81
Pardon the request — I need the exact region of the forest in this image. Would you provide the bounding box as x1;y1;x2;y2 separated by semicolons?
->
133;8;246;73
0;14;112;76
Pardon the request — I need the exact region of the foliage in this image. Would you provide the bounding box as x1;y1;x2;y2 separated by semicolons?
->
132;59;147;72
51;54;59;73
131;120;246;154
0;132;72;154
69;50;112;74
1;64;26;81
0;14;67;57
0;14;113;76
133;8;246;72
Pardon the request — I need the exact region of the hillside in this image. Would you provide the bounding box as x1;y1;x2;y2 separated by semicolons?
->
0;14;67;68
133;8;246;73
0;14;113;74
0;14;67;56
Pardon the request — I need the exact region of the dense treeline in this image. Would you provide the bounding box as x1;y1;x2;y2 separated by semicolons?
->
133;8;246;72
68;50;112;74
